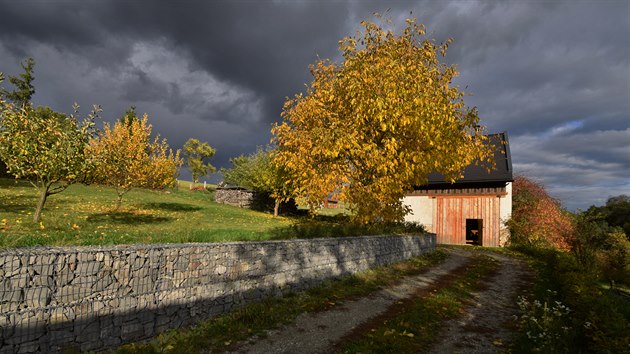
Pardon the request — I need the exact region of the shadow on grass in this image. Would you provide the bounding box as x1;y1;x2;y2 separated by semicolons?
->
86;212;171;225
141;202;203;212
0;177;32;188
0;195;35;214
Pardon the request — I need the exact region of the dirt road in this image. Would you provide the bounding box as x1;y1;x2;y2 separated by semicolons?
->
224;247;532;354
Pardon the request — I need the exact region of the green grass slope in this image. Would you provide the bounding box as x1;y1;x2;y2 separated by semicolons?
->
0;178;292;248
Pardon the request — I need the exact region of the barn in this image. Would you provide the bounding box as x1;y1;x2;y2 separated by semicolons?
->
403;132;513;247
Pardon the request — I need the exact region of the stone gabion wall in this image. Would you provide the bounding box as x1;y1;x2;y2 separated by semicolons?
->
214;188;255;208
0;234;435;353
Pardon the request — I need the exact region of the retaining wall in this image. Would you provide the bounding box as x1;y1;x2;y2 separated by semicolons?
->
0;234;435;353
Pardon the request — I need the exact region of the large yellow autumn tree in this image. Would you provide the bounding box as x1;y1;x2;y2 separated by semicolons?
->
88;114;182;208
272;18;494;223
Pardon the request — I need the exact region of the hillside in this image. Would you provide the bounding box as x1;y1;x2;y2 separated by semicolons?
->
0;178;292;248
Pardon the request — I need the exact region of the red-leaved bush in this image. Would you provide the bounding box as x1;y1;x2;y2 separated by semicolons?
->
508;176;574;250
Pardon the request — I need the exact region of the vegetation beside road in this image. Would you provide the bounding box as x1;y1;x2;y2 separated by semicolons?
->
508;176;630;353
510;245;630;353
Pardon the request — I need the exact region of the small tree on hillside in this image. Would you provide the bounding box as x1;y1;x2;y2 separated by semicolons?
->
88;114;183;208
0;98;98;222
1;57;35;107
223;147;292;216
507;175;574;249
0;58;36;178
272;18;494;223
183;138;216;185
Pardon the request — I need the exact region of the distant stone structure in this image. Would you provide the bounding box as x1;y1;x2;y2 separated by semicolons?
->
214;186;256;208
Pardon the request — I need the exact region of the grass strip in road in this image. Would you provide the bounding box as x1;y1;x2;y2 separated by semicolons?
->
337;253;500;354
115;249;449;354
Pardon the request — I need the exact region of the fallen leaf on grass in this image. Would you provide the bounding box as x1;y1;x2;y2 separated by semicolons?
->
400;330;415;338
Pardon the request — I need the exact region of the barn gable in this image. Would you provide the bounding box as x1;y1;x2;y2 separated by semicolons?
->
403;132;513;247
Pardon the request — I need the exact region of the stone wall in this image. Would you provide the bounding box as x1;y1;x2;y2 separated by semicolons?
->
214;187;256;208
0;234;435;353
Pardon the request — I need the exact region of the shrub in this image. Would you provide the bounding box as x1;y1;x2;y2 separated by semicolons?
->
511;245;630;353
507;176;574;250
515;290;574;353
570;212;630;287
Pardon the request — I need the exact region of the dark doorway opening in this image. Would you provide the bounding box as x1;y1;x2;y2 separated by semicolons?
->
466;219;483;246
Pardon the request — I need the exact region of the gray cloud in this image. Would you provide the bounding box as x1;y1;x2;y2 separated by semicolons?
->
0;0;628;210
511;127;630;210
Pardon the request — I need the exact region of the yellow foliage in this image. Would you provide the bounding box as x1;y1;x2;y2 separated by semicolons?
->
272;18;494;223
87;114;182;207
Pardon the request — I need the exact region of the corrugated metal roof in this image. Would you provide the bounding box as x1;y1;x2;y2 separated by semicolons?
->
425;132;513;185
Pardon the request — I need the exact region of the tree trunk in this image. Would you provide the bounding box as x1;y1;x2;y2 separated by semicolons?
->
33;184;50;223
116;190;124;210
274;200;280;217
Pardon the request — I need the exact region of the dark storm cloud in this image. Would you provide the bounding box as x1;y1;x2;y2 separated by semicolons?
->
421;0;630;135
120;68;170;103
0;1;351;121
0;0;628;209
391;0;629;210
102;1;356;123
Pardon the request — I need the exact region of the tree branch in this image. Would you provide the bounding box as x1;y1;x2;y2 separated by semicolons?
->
47;182;70;196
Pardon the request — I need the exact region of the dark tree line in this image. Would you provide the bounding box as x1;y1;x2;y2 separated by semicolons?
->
586;195;630;239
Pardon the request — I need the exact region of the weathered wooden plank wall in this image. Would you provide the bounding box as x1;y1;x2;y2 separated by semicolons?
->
434;196;500;247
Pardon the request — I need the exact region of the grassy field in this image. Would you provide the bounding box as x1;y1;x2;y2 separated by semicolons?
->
0;178;292;248
0;178;422;248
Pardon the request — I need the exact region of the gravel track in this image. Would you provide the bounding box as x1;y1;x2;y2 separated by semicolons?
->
221;248;532;354
427;251;532;353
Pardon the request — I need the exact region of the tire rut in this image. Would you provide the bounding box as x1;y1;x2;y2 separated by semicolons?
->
426;251;533;353
222;248;472;354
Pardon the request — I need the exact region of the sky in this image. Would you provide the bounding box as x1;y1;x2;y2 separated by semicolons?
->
0;0;628;211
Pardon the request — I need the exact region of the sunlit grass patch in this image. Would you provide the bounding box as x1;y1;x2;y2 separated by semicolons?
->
0;178;291;247
1;178;427;248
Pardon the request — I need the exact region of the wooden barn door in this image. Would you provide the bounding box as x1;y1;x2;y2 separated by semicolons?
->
434;196;501;247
